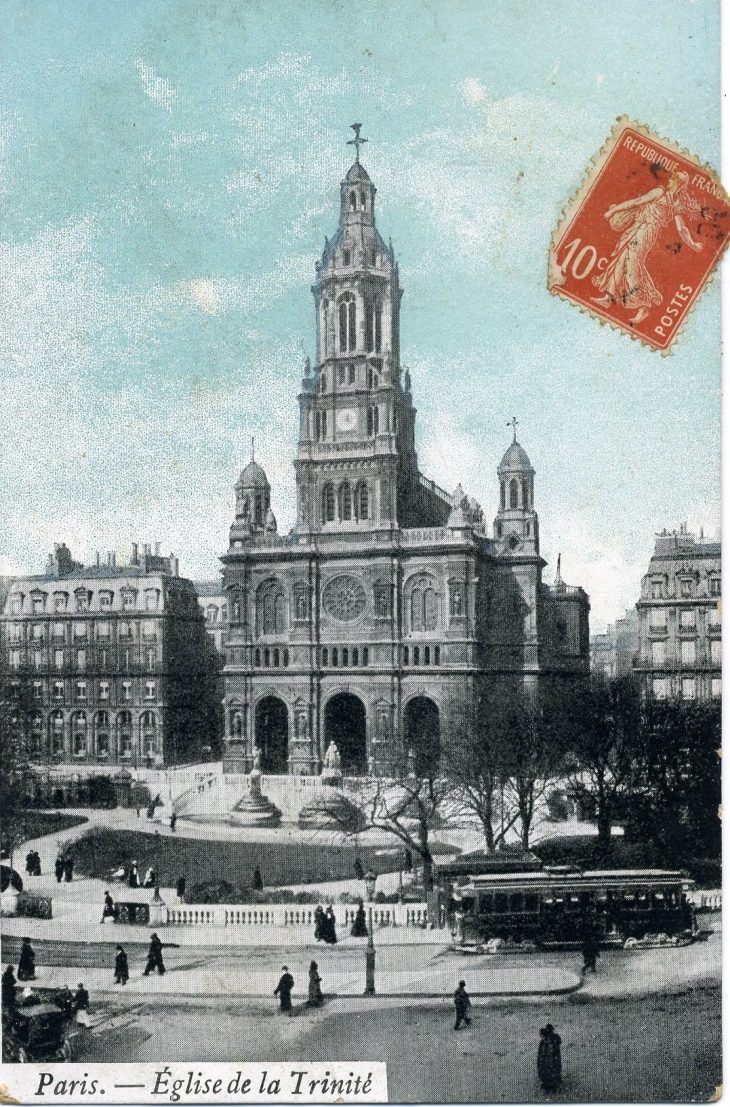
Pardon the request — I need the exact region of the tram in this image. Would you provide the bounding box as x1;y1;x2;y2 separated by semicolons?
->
449;867;696;948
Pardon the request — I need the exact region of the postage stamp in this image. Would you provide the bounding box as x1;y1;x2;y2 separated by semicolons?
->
548;115;730;352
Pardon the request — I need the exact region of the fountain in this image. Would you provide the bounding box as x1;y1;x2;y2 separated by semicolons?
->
229;746;281;827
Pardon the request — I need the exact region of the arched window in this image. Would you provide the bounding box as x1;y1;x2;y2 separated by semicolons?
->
434;645;441;665
359;190;365;209
424;646;431;664
365;298;382;352
367;406;379;436
374;581;391;618
424;586;436;629
118;711;133;760
255;648;261;667
510;479;519;509
339;294;356;352
500;481;506;510
411;588;423;632
348;299;356;350
283;649;289;667
352;647;358;666
362;647;369;665
72;712;87;757
273;648;280;668
349;190;357;210
347;364;355;384
332;648;338;667
403;646;409;666
322;483;336;523
141;711;157;757
51;711;64;754
522;479;529;509
413;646;420;665
338;364;345;385
321;647;328;667
340;483;352;521
264;648;270;667
342;647;349;667
357;483;369;520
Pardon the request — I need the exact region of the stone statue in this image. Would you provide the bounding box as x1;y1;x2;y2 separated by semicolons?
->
323;741;341;773
251;745;262;774
233;713;242;739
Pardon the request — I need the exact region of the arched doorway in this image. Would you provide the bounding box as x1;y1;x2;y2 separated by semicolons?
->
404;697;440;777
324;693;367;775
255;696;289;774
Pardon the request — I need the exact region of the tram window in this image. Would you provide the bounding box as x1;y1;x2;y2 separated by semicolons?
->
494;893;508;914
652;891;665;903
461;897;475;913
622;892;636;903
509;893;523;913
525;893;539;913
480;894;493;914
567;894;581;909
637;889;649;908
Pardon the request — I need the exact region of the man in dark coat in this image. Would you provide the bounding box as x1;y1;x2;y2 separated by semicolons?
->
453;980;472;1029
63;855;74;882
274;966;294;1015
129;862;139;888
74;982;91;1026
25;851;34;877
253;865;264;892
537;1023;562;1091
114;945;129;986
54;855;64;883
169;812;177;832
176;875;186;902
101;890;116;923
354;858;364;880
2;964;18;1009
314;905;325;942
32;851;42;876
581;932;600;974
18;937;36;981
143;933;165;976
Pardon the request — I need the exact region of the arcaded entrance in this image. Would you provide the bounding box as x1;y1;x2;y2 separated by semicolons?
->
255;696;289;774
324;693;367;775
404;696;441;777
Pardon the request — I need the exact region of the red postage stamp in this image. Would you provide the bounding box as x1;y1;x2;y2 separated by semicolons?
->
548;116;730;352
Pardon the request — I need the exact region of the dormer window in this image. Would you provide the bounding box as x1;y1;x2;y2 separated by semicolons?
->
31;591;47;614
54;592;68;612
10;594;23;615
99;591;113;610
74;589;89;613
121;589;137;611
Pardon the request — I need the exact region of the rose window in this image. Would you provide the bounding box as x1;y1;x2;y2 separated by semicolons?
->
323;575;367;622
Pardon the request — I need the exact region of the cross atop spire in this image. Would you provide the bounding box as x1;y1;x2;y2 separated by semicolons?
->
347;123;368;161
507;416;519;443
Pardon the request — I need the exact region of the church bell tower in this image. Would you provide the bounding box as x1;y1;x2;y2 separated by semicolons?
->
295;125;420;535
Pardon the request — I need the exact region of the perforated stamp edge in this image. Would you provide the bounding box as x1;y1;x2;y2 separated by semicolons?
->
547;115;730;356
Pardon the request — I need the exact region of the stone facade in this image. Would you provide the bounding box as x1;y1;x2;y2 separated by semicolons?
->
219;149;590;778
634;525;721;701
1;542;213;770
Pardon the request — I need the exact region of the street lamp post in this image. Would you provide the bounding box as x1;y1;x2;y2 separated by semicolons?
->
364;870;377;902
364;907;376;996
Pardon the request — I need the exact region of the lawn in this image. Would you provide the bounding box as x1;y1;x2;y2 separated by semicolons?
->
72;828;457;893
12;812;89;845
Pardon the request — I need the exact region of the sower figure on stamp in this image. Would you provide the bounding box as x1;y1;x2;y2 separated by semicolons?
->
274;966;294;1015
591;169;702;326
453;980;472;1030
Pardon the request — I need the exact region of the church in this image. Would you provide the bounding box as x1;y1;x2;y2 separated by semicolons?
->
220;129;590;780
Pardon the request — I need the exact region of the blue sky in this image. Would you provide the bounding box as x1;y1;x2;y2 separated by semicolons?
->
0;0;721;629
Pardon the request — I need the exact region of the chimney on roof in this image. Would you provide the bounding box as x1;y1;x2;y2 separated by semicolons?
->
171;554;179;577
144;544;151;557
95;551;100;567
111;551;116;568
155;542;160;556
132;543;139;565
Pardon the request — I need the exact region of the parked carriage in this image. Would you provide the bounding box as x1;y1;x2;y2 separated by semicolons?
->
450;867;696;948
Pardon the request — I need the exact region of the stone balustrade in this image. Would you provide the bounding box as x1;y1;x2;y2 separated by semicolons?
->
688;889;721;911
165;903;431;929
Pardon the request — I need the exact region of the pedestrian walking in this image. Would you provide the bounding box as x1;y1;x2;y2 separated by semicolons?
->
274;966;294;1015
169;812;177;833
176;875;186;903
404;848;413;873
114;945;129;986
128;862;139;888
17;937;36;982
307;960;323;1007
2;964;18;1009
453;980;472;1030
143;933;166;976
322;905;337;944
54;855;64;883
537;1023;562;1092
354;858;364;880
581;932;600;975
253;865;263;892
314;905;325;942
74;982;91;1027
350;899;368;937
101;890;116;923
25;851;34;877
63;855;74;882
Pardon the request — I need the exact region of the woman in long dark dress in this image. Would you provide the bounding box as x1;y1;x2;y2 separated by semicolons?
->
314;905;325;942
537;1024;562;1092
274;967;294;1015
322;905;337;945
350;899;368;937
17;937;36;981
307;961;323;1007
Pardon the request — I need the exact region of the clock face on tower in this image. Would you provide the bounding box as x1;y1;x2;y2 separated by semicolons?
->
335;408;357;434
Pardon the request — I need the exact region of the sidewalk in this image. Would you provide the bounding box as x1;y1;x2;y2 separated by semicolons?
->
8;960;581;1001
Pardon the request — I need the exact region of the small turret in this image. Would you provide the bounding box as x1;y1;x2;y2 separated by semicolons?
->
493;419;539;556
230;451;272;546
